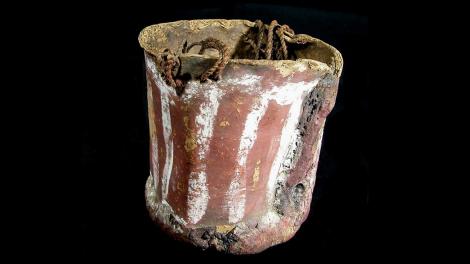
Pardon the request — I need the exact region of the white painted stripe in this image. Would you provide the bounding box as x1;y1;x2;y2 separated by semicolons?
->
187;83;224;224
227;179;246;224
152;143;160;197
259;210;281;227
144;53;176;97
187;171;210;224
181;81;201;102
237;97;270;167
146;75;160;195
195;84;224;159
224;74;263;87
159;86;174;200
145;54;174;200
228;97;269;224
266;79;320;205
227;79;319;223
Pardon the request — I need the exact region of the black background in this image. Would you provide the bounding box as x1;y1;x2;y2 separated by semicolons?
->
77;1;370;261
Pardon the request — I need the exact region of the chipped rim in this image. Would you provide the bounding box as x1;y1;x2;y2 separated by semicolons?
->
138;19;343;77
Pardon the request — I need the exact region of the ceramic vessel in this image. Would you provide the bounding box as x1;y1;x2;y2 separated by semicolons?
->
138;19;343;254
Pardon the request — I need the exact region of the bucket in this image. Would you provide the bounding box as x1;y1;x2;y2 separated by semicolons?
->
139;19;343;254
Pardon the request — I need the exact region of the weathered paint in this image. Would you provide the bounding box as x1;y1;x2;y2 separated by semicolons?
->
140;19;343;254
144;53;336;249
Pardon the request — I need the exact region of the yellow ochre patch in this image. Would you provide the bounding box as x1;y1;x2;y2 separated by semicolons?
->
219;120;230;127
252;160;261;188
184;131;197;152
183;115;197;152
216;225;234;234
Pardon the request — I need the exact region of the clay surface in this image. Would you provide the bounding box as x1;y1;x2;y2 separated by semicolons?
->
140;19;342;254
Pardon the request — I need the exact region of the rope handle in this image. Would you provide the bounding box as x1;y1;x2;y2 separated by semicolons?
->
183;37;230;82
244;20;295;60
155;20;303;92
156;37;230;91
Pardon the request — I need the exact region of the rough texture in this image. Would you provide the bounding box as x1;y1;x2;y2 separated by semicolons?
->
140;19;342;254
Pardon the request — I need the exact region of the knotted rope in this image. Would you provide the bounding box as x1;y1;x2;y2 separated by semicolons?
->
246;19;295;60
156;20;299;91
184;37;230;82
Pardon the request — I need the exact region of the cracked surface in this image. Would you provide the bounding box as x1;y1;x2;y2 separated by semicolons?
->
141;19;342;254
138;19;342;77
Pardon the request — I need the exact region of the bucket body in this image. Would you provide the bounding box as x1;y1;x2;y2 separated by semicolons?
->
139;19;343;254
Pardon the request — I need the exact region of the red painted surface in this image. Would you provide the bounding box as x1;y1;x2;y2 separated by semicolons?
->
144;52;340;253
